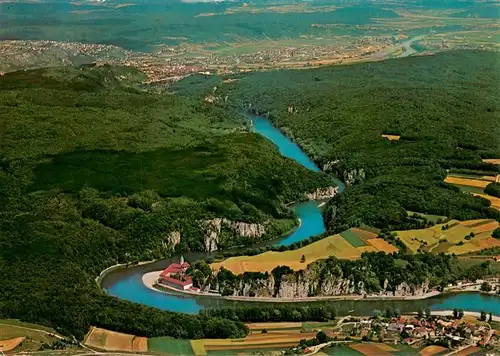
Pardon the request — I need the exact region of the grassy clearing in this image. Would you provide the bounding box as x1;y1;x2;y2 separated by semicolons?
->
381;134;400;141
396;219;499;254
407;211;447;224
148;337;192;354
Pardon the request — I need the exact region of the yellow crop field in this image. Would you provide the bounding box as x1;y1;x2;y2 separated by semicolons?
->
84;327;148;352
473;193;500;209
482;159;500;165
367;238;399;253
381;134;400;141
480;175;499;182
190;340;207;356
444;176;489;188
212;228;398;274
212;233;358;274
396;219;499;255
0;337;25;352
246;322;302;330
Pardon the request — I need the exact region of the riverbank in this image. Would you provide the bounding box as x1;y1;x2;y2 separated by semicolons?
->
142;270;498;303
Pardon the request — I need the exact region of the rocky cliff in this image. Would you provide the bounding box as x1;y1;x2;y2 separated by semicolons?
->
306;186;339;200
224;269;430;299
202;218;266;252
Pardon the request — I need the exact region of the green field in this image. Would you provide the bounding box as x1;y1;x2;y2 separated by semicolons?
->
148;337;193;354
340;230;367;247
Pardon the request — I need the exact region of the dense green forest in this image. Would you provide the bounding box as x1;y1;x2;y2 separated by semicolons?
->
0;65;331;339
175;51;500;232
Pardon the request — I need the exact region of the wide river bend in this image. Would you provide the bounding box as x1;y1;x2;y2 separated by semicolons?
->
101;116;500;315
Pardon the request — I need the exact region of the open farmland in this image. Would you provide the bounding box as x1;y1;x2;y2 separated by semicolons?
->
349;343;398;356
211;228;398;274
444;176;490;189
84;327;148;352
0;337;25;353
473;193;500;210
444;174;500;210
482;159;500;165
396;219;500;254
0;319;61;353
419;345;447;356
190;331;317;355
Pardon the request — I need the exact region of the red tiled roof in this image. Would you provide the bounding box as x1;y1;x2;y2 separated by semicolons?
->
161;275;193;287
161;262;190;276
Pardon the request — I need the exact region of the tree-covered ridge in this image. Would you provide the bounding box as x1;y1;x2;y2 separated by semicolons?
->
203;251;494;299
0;65;331;339
175;51;500;231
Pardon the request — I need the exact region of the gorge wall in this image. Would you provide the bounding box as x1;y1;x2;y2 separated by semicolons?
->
213;267;431;299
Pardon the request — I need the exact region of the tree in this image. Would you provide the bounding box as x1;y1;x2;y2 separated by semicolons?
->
480;311;487;321
480;282;492;292
373;309;382;318
316;331;328;344
453;308;458;319
300;254;306;263
424;308;431;318
417;309;424;319
458;309;464;318
489;313;493;322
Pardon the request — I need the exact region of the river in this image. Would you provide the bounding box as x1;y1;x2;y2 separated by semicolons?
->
102;115;499;315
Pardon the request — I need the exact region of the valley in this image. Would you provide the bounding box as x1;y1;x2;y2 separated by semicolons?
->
0;2;499;353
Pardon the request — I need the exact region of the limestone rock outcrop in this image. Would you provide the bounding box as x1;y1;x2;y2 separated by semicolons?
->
343;168;366;185
306;186;339;200
202;218;266;252
166;231;181;249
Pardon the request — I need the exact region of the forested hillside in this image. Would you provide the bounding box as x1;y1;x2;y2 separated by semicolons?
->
176;51;500;231
0;65;331;338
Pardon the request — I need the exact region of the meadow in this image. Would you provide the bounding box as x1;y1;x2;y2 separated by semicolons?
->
211;227;397;274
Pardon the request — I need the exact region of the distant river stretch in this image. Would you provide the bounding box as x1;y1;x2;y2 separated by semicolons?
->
102;115;500;315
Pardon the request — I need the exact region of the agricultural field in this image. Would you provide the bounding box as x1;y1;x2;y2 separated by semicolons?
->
211;228;398;274
444;173;500;210
149;337;193;354
381;134;400;141
396;219;500;254
0;319;61;353
419;345;447;356
482;159;500;165
349;342;398;356
84;327;148;352
190;332;317;355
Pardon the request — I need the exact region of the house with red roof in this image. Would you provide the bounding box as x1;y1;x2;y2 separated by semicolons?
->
158;256;193;291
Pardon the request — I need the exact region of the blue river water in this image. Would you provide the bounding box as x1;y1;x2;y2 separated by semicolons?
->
104;116;499;315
